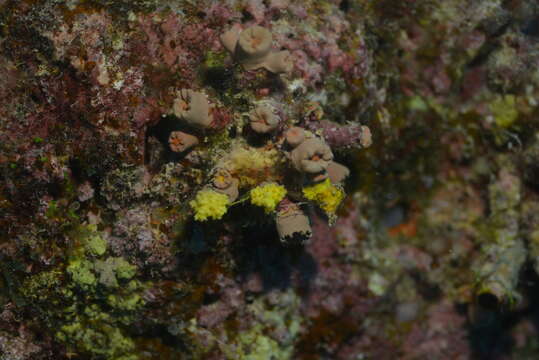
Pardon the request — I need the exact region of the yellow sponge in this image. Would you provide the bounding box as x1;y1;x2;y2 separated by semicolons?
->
190;189;230;221
303;178;344;215
250;183;287;214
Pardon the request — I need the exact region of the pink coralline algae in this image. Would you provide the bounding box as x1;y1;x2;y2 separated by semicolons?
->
138;14;221;84
303;119;372;150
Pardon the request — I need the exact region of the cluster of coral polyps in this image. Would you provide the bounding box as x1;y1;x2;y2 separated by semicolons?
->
163;24;371;243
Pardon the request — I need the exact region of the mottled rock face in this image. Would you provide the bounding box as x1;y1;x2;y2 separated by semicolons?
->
4;0;539;359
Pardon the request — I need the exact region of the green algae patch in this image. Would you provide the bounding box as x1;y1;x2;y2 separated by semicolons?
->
490;95;519;128
107;292;144;312
68;224;108;257
85;232;107;256
407;96;429;112
204;50;228;68
57;317;138;360
112;257;137;279
20;225;144;360
20;269;64;302
186;289;303;359
67;258;97;288
95;257;137;288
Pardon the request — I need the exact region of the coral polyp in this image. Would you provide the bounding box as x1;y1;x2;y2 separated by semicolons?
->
275;200;312;243
173;89;214;128
285;126;305;147
221;24;293;74
249;104;280;134
237;25;273;63
290;137;334;174
211;168;240;202
168;131;199;153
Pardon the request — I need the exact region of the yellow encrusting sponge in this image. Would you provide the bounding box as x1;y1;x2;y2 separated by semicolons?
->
302;178;344;215
250;183;287;214
190;189;230;221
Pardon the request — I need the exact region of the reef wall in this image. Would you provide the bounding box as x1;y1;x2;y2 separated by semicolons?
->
2;0;539;359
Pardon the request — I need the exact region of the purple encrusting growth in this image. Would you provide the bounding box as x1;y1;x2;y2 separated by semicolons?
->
303;119;372;150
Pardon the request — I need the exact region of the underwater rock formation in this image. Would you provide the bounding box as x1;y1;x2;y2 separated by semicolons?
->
3;0;539;359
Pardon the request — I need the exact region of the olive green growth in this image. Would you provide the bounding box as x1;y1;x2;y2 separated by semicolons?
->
71;224;108;256
94;257;137;288
490;95;519;128
20;229;144;360
67;259;97;288
474;157;525;302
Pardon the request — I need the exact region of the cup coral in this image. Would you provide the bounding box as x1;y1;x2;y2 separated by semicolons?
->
327;161;350;184
359;125;372;148
290;138;334;174
236;25;273;67
249;104;280;134
285;126;305;147
212;168;233;189
250;183;287;214
275;201;312;243
263;51;293;74
173;89;213;128
168;131;199;152
181;25;371;234
219;25;241;54
212;168;240;202
221;25;293;74
189;189;230;221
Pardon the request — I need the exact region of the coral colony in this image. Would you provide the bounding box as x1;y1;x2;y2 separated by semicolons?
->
177;25;371;242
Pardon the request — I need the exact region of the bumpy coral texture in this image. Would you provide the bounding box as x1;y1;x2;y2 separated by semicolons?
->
189;189;230;221
249;183;287;213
